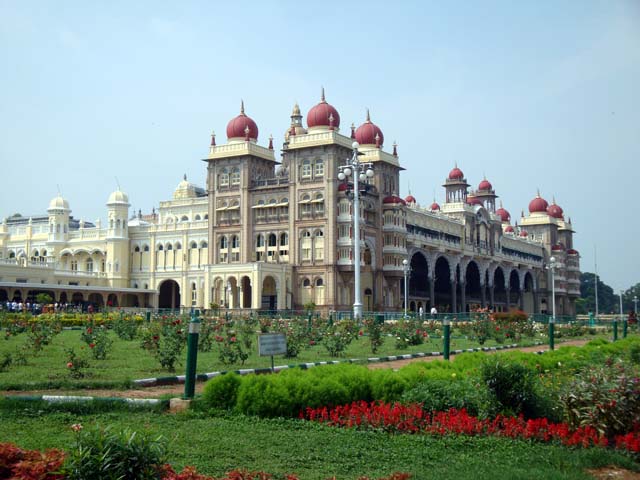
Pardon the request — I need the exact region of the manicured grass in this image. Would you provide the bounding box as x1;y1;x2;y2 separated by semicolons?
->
0;327;566;390
0;409;637;479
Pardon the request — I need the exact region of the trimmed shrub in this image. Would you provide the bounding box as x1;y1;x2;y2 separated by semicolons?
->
201;373;242;411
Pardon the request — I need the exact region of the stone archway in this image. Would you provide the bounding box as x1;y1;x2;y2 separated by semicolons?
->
159;279;180;309
107;293;118;307
88;293;104;308
509;269;521;311
465;261;482;311
493;267;506;311
409;252;429;308
523;272;535;313
434;256;452;312
262;276;277;310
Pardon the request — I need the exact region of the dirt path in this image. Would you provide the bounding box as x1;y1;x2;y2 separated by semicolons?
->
1;340;591;399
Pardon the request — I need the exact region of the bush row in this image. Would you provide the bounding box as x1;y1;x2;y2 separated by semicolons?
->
200;337;640;420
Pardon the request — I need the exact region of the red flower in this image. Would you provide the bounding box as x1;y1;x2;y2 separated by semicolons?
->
66;362;73;368
230;336;236;343
89;343;95;348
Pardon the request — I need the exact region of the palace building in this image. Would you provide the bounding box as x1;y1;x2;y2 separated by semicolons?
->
0;91;581;315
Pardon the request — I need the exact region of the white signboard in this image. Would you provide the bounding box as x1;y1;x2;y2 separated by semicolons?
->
258;333;287;356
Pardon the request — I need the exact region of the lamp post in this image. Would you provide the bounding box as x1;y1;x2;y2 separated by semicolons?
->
634;295;638;315
338;141;374;320
402;258;410;318
547;256;557;350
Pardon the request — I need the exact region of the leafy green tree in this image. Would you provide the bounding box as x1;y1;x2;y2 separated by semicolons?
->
578;272;617;314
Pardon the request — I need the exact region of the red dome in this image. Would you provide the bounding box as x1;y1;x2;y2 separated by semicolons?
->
430;202;440;211
478;178;492;191
519;230;528;237
466;196;483;206
496;207;510;222
551;244;564;251
383;195;406;205
528;193;549;213
355;110;384;146
226;101;259;140
307;89;340;129
567;248;578;255
405;194;416;204
504;225;514;233
547;202;564;219
448;166;464;180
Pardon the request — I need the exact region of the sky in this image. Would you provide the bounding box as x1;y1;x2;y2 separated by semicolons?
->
1;1;639;291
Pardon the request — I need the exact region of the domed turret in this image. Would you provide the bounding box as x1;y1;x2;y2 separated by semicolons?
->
430;201;441;211
107;189;129;206
528;191;549;214
519;229;528;237
547;198;564;219
478;177;492;191
496;201;511;223
48;195;70;212
383;195;406;206
226;100;259;142
448;166;464;180
355;109;384;148
285;102;307;140
307;88;340;131
504;225;514;234
173;174;204;200
405;194;416;205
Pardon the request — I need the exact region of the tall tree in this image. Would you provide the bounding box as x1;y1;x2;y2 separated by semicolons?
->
578;272;617;315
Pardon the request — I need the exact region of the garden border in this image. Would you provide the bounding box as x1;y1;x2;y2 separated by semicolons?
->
132;342;543;387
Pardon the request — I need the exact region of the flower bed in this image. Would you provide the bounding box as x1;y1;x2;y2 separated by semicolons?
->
300;401;640;453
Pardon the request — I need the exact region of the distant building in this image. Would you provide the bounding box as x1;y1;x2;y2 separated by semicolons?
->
0;91;580;314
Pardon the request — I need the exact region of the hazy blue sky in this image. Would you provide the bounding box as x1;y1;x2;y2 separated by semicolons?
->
1;1;639;292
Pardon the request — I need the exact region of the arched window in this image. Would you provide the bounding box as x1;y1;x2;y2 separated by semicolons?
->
175;242;182;250
134;246;140;253
314;193;325;215
268;233;277;247
194;214;201;221
200;240;208;248
256;235;265;248
167;244;173;251
280;232;288;245
9;251;15;259
220;236;228;249
190;241;198;249
231;167;240;186
303;278;311;287
301;159;312;178
116;219;121;229
204;214;208;220
158;244;164;251
180;215;189;222
231;235;240;248
316;278;324;287
143;245;149;252
219;168;229;187
86;258;93;272
314;159;324;177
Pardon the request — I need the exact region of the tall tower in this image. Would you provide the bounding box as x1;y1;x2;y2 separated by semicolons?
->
106;189;130;287
47;195;70;244
443;165;469;203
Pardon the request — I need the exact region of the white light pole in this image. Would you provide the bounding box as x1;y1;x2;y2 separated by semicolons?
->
402;258;410;318
619;290;624;322
634;295;638;315
338;141;374;319
226;281;232;308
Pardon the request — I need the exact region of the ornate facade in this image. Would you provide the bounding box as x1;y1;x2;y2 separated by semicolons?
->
0;91;581;314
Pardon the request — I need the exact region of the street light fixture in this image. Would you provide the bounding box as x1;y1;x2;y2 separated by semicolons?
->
634;295;638;315
402;258;411;318
338;141;374;320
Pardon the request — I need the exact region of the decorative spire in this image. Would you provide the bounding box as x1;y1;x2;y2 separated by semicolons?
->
393;141;398;157
268;134;273;150
521;209;525;217
350;123;356;139
292;102;301;116
210;130;216;146
320;86;325;102
183;173;187;181
536;188;541;197
366;108;371;122
240;99;245;115
552;195;556;204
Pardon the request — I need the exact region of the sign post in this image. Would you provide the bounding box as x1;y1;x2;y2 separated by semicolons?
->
258;333;287;372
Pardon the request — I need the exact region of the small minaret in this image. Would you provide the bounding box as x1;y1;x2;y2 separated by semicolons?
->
443;163;470;203
47;194;71;243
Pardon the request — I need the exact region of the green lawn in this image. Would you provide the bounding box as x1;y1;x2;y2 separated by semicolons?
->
0;409;637;479
0;327;621;390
